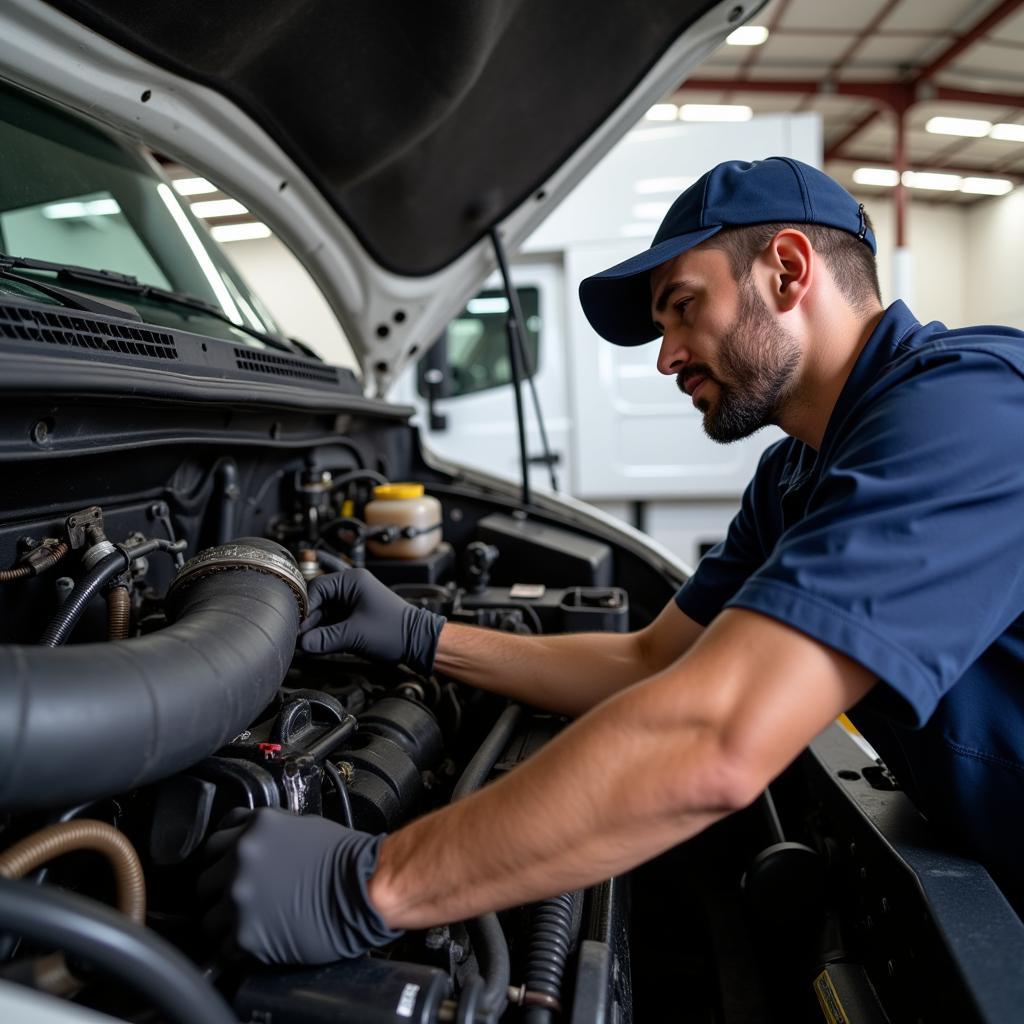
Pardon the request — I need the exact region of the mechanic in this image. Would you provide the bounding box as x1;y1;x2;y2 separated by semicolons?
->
201;157;1024;965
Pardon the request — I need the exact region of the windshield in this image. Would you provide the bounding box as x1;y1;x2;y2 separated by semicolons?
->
0;80;281;346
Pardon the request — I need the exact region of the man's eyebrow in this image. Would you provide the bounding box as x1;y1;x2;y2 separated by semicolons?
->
652;279;697;316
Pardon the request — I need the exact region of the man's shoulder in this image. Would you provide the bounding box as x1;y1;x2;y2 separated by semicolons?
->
892;318;1024;385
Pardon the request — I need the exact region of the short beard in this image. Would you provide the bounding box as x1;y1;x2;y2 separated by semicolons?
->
677;278;800;443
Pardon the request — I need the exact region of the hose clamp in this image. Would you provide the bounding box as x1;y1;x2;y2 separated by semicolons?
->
81;539;117;571
168;540;308;618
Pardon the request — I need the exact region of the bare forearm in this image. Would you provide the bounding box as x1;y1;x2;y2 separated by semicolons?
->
433;621;654;715
369;663;743;928
370;609;877;931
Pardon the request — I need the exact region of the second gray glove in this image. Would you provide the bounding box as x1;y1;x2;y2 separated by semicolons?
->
298;568;445;676
200;807;402;965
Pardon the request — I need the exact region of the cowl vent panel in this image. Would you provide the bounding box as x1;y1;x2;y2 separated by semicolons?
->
234;347;340;385
0;303;178;359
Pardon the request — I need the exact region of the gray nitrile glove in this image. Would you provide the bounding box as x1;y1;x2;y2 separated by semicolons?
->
199;808;403;965
299;568;445;676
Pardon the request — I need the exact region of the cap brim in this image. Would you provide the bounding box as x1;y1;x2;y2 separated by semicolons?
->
578;225;722;346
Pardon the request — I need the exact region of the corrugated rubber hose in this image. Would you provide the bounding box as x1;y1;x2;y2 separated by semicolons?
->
107;585;131;641
0;819;147;996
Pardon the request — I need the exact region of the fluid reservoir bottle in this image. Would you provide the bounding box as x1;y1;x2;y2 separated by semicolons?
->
365;483;442;560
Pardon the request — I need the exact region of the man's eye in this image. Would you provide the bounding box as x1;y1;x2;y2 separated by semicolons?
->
674;299;691;315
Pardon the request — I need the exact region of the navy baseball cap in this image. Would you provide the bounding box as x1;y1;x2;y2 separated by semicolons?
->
579;157;877;346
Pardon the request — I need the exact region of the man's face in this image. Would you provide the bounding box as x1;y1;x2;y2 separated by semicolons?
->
649;246;801;443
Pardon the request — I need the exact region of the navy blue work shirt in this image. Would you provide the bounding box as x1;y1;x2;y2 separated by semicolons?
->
675;300;1024;894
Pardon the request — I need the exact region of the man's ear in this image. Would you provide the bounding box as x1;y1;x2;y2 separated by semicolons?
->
758;229;813;313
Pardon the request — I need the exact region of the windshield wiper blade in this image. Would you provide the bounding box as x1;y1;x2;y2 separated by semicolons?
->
0;256;144;321
0;254;298;354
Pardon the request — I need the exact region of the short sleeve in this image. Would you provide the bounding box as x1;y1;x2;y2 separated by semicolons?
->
726;351;1024;726
674;440;789;626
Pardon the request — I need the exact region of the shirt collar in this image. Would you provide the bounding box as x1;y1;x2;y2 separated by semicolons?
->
818;299;922;459
781;300;922;490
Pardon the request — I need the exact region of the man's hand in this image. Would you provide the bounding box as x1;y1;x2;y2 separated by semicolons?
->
199;808;403;965
299;569;445;676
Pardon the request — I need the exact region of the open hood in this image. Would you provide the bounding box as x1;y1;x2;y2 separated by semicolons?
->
0;0;764;390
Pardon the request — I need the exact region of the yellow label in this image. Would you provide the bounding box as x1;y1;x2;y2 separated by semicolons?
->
814;969;850;1024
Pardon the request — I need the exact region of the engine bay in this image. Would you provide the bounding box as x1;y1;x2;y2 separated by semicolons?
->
1;429;1022;1024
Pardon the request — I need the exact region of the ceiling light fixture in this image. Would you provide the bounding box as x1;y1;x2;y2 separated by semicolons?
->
42;198;121;219
852;167;900;187
989;123;1024;142
726;25;769;46
210;221;272;242
960;177;1014;196
679;104;752;122
925;116;991;138
466;297;510;315
902;170;962;191
191;198;248;219
644;104;678;121
157;184;244;323
172;177;217;196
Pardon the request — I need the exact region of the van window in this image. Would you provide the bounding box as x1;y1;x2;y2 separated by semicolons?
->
418;286;540;400
0;80;281;345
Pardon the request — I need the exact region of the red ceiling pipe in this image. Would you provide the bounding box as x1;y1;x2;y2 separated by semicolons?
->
824;109;883;162
915;0;1024;80
894;109;908;248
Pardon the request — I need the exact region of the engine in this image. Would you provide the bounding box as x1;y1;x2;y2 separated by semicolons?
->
0;448;636;1024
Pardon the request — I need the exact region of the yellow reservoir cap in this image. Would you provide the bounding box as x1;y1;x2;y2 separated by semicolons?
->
373;483;425;500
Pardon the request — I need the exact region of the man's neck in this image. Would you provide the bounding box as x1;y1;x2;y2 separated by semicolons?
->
777;304;886;450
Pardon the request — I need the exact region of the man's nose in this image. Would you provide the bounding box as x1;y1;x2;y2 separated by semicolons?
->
656;332;691;376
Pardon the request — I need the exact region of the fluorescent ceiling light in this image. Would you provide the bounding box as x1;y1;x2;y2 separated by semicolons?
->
925;116;991;138
726;25;769;45
902;170;961;191
466;297;510;315
960;176;1014;196
645;103;678;121
42;198;121;219
191;198;248;219
172;176;217;196
634;176;696;194
989;122;1024;142
210;221;272;242
633;201;672;220
621;222;659;237
157;183;243;324
680;104;752;122
852;167;900;187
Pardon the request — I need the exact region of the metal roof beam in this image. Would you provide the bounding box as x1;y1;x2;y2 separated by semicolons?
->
681;0;1024;160
915;0;1024;81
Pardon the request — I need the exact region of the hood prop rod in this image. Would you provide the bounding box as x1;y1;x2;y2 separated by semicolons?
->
489;229;559;509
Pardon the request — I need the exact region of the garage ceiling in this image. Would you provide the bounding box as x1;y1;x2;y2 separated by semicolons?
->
670;0;1024;204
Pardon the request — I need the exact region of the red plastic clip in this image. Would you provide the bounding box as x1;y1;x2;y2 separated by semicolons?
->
257;742;282;759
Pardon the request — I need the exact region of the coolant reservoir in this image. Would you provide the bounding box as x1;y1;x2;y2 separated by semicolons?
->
365;483;442;559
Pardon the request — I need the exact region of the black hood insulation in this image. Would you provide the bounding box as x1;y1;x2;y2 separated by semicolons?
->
44;0;717;276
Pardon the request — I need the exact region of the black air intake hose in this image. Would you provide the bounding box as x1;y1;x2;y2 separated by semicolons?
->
0;539;306;811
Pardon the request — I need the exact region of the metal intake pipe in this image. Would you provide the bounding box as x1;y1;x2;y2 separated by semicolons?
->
0;539;307;811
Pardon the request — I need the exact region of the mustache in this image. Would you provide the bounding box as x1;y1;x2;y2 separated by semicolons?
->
676;364;718;396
